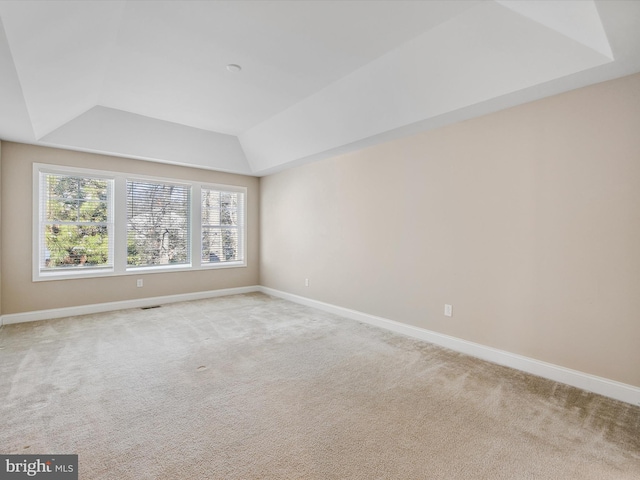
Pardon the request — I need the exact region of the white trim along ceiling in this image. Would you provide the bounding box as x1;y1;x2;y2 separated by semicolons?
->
1;1;639;176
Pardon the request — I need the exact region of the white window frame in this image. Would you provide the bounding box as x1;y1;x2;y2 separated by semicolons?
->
200;183;247;269
126;176;192;270
33;164;247;282
33;164;116;281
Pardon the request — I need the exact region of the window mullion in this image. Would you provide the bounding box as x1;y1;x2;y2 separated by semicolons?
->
113;176;128;275
192;184;202;269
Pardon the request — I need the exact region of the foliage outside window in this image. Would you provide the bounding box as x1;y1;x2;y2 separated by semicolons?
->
127;180;190;267
201;188;245;264
40;172;113;271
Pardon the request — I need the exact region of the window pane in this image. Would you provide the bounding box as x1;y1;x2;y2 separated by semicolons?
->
220;192;238;226
46;176;109;222
202;227;239;262
127;181;190;267
40;172;113;272
78;200;108;223
202;188;244;264
48;175;81;201
44;224;110;268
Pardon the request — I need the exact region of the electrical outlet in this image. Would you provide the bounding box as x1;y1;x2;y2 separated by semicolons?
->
444;304;453;317
305;278;309;287
137;279;143;288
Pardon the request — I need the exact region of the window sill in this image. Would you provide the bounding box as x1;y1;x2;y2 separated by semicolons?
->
33;262;247;282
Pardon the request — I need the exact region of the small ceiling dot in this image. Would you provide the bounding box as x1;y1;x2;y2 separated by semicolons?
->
226;64;242;73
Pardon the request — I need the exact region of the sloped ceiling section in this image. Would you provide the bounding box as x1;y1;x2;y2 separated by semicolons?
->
1;1;125;139
0;1;638;176
41;106;250;174
0;17;35;142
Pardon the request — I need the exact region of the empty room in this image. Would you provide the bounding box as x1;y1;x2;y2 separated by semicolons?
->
1;1;639;478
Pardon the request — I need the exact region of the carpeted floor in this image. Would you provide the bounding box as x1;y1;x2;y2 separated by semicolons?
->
1;292;639;479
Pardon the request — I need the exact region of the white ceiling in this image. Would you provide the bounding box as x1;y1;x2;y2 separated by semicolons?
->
1;0;639;176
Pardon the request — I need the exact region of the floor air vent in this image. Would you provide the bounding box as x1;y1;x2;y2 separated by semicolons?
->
141;305;161;310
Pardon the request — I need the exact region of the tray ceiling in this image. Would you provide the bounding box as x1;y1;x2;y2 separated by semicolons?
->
0;1;639;175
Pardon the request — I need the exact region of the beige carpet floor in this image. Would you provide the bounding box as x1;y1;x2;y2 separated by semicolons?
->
0;292;639;479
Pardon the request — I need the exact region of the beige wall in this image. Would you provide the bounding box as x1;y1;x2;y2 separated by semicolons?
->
260;72;640;387
0;142;259;314
0;140;2;316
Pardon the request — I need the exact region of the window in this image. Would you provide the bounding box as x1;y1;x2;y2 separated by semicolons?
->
38;169;114;275
34;164;247;281
127;180;190;268
201;187;245;265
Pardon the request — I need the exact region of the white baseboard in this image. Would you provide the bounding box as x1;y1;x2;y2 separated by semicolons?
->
0;285;261;326
259;286;640;408
2;284;638;407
